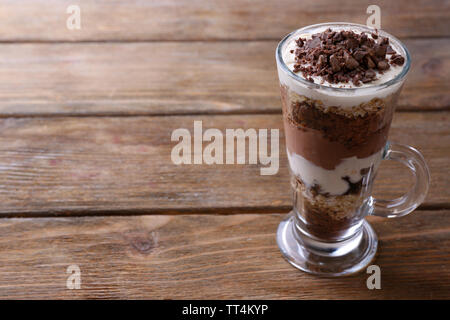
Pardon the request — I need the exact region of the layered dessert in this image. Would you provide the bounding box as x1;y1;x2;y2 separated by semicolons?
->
278;26;406;240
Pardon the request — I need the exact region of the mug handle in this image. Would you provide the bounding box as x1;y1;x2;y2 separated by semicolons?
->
371;141;431;218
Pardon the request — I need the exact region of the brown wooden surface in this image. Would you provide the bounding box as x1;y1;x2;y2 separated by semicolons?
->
0;112;448;216
0;39;448;117
1;0;449;41
0;211;448;299
0;0;448;299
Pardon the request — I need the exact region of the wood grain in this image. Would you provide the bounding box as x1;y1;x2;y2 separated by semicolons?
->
1;0;449;41
0;39;448;117
0;112;447;216
0;211;448;299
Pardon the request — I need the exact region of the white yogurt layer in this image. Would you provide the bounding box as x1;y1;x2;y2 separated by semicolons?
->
277;25;407;108
287;148;384;196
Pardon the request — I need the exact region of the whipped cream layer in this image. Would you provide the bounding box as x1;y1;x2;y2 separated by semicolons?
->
287;148;384;196
277;24;408;108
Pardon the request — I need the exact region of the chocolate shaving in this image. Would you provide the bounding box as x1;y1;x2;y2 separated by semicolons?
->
386;45;395;54
390;54;405;66
377;60;389;70
366;56;376;69
344;51;359;70
291;28;405;86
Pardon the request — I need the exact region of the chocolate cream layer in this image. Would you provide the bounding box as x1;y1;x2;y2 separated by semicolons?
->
281;86;396;171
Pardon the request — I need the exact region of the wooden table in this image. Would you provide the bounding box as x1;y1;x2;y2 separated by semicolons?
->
0;0;449;299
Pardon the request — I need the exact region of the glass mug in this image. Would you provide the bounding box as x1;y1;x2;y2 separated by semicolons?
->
275;23;430;276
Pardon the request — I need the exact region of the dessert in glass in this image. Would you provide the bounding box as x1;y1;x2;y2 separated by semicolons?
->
275;23;430;276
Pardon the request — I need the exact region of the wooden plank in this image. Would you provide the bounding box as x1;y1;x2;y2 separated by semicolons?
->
0;0;449;41
0;112;447;216
0;211;448;299
0;39;448;117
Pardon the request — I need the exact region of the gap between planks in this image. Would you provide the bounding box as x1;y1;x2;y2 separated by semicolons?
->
0;204;449;220
0;108;448;119
0;35;449;44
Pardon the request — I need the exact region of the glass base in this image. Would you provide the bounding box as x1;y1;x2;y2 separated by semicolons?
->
276;212;378;276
